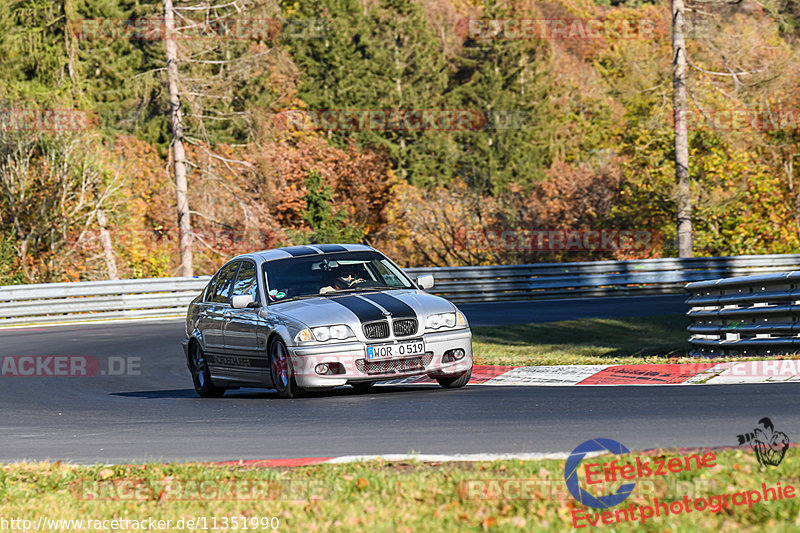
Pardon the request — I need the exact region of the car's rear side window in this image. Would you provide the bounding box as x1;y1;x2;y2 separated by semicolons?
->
206;261;239;303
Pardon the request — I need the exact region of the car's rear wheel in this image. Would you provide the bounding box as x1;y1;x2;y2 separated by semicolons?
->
436;368;472;389
269;337;300;399
190;343;225;398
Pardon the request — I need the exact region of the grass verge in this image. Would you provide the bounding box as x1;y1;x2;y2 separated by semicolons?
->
471;315;691;366
1;448;798;532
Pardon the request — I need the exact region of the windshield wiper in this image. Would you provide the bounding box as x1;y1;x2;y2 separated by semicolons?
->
331;286;399;293
270;294;321;304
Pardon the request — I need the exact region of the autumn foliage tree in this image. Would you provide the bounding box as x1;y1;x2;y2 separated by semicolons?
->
3;0;800;281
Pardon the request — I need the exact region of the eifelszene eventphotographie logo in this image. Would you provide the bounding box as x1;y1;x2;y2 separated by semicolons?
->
565;438;636;509
565;437;796;528
737;417;789;467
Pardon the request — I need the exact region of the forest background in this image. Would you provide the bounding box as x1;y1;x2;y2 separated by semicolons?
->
1;0;798;283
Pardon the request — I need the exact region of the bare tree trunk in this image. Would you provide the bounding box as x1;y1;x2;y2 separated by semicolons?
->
163;0;193;276
64;0;77;86
672;0;692;257
96;210;119;280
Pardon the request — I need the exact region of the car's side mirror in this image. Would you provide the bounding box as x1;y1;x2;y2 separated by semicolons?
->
416;274;434;290
231;294;259;309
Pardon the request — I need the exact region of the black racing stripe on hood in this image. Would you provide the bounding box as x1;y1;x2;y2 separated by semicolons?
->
328;295;386;323
359;293;417;319
314;244;347;253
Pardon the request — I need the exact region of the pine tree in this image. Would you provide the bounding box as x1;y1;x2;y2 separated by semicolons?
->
301;169;364;244
285;0;452;185
445;0;553;194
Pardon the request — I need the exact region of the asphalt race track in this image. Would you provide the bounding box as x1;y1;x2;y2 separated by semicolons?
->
2;294;798;464
458;293;687;326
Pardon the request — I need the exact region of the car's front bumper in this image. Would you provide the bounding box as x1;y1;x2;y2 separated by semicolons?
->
288;328;473;388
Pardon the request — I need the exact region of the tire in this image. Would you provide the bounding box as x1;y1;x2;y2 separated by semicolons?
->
189;343;225;398
436;368;472;389
269;337;301;399
351;381;375;393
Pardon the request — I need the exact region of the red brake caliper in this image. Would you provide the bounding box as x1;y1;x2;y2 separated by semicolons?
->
273;350;287;385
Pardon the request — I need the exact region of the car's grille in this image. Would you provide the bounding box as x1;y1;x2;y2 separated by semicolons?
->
356;353;434;375
392;318;418;337
363;321;390;339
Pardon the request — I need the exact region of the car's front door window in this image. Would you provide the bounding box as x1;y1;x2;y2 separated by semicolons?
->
231;260;259;303
209;261;240;304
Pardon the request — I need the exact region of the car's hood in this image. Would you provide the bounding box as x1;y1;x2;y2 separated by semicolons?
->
265;289;456;328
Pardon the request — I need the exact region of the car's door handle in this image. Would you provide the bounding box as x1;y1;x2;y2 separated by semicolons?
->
223;311;232;321
199;309;208;318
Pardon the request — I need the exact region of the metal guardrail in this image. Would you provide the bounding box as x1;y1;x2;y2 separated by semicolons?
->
407;254;800;303
0;277;211;325
2;254;800;326
686;271;800;357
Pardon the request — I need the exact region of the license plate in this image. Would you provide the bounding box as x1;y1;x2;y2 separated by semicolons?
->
367;339;425;360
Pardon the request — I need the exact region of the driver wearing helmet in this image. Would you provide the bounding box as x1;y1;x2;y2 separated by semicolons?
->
320;264;367;294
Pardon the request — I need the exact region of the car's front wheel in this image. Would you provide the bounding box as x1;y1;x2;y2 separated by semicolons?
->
269;337;301;399
190;343;225;398
435;368;472;389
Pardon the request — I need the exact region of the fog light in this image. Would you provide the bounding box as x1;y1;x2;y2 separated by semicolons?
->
441;348;466;363
315;362;345;375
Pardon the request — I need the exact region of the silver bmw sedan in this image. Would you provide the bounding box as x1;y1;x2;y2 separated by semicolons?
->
182;244;473;398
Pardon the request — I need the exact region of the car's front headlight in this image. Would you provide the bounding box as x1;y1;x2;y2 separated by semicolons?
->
295;324;356;343
426;312;467;330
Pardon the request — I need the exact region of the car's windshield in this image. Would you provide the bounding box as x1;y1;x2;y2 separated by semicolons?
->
262;251;413;302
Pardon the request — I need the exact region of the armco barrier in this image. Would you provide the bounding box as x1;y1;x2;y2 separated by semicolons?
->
2;254;800;325
406;254;800;303
0;277;210;325
686;271;800;357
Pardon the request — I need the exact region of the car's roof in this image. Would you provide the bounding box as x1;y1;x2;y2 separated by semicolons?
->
236;244;377;264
